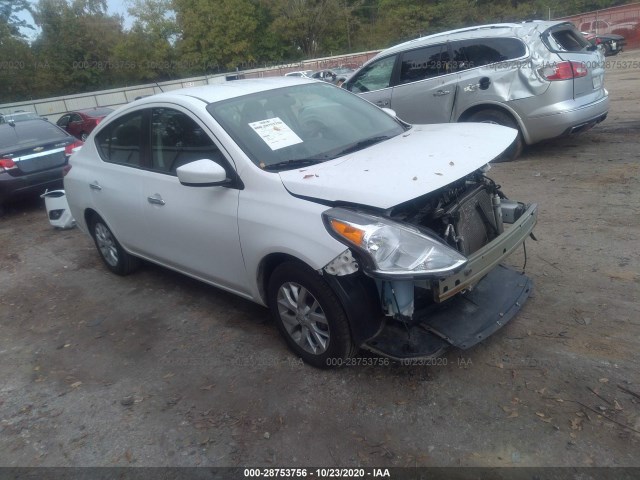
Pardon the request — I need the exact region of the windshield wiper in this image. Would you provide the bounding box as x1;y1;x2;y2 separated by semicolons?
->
332;135;391;157
263;158;326;171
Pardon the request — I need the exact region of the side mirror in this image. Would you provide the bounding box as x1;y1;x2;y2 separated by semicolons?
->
177;159;230;187
381;107;397;118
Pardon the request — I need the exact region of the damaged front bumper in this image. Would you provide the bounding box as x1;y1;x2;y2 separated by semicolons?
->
326;202;538;361
364;265;533;360
435;202;537;302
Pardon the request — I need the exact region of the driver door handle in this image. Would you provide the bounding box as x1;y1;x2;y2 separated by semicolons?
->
89;182;102;191
433;90;451;96
147;194;165;206
376;100;390;107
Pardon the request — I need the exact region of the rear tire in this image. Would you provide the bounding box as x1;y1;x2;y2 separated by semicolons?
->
267;261;356;368
89;215;139;275
465;109;523;162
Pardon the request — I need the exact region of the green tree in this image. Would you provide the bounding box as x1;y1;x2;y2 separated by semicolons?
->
31;0;125;95
269;0;344;58
174;0;259;72
0;36;36;102
0;1;37;102
111;0;179;82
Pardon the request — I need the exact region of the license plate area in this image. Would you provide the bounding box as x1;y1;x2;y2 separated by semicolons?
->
593;74;603;89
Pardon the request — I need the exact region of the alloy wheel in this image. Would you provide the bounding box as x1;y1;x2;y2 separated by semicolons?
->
276;282;330;355
94;222;119;267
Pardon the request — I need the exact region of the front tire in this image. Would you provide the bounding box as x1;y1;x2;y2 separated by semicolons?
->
267;261;356;368
90;215;139;275
465;109;523;162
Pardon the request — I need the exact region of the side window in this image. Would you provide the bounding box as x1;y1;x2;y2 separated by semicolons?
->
346;55;396;93
453;38;526;69
95;111;143;167
57;115;70;127
71;113;82;123
399;44;449;84
151;108;223;174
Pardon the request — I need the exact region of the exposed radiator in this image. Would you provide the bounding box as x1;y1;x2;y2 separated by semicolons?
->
447;186;498;256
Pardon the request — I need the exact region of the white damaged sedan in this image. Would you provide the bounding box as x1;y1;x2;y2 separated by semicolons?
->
64;77;537;368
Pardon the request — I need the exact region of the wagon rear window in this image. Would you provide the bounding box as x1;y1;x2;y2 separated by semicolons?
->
544;25;592;52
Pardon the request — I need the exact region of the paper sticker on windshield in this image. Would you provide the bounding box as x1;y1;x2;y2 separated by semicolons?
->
248;117;303;151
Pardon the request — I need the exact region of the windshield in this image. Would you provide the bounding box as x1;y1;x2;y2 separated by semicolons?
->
207;82;406;171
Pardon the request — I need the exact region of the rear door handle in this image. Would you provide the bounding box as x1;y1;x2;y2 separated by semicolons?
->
375;100;390;107
147;194;165;206
89;182;102;191
433;90;451;96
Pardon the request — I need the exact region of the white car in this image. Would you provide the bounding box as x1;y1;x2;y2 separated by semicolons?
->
64;77;538;368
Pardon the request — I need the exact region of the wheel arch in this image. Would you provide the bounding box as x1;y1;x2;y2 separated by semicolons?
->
258;252;383;348
84;208;99;232
457;103;531;145
83;209;122;246
257;252;308;306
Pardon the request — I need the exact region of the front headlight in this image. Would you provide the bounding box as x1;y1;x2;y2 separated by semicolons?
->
322;207;467;278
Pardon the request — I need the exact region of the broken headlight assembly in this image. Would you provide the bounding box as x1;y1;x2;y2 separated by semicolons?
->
322;207;467;279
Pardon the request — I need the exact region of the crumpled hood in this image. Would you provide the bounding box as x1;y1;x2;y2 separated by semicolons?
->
279;123;517;209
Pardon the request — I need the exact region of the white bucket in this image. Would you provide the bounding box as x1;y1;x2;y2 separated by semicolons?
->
41;189;75;229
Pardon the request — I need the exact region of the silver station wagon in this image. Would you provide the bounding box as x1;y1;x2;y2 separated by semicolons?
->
344;21;609;160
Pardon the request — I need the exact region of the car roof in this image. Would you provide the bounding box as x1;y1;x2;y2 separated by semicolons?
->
132;77;315;106
373;20;569;58
62;107;113;115
77;107;114;115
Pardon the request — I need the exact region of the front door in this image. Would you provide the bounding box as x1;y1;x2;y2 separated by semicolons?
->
140;106;248;295
345;55;397;110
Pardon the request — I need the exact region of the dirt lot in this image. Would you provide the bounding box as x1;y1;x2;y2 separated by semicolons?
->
1;50;639;470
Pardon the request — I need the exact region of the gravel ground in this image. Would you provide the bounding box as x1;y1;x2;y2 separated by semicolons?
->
0;49;639;469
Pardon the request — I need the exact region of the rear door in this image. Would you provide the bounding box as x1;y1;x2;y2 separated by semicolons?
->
90;110;147;253
452;37;529;118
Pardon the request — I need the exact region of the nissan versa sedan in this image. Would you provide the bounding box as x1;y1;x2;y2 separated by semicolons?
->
65;78;538;368
0;119;82;213
344;21;609;161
